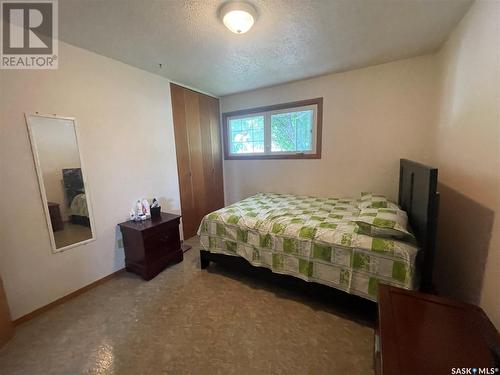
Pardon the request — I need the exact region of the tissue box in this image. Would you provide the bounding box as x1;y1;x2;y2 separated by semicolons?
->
150;206;161;218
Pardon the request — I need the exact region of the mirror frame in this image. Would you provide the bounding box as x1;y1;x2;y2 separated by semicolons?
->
25;113;96;253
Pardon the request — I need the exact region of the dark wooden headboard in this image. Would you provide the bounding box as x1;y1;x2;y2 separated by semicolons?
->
62;168;84;205
398;159;439;292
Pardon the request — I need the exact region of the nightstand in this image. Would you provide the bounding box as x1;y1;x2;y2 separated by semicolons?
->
47;202;64;231
118;213;183;280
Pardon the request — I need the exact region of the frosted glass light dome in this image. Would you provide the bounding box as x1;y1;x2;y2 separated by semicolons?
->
220;2;257;34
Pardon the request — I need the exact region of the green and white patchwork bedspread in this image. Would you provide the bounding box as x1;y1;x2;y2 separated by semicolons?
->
70;193;89;217
198;192;419;301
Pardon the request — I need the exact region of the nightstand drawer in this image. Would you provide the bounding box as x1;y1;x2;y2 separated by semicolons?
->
142;220;178;239
144;226;180;261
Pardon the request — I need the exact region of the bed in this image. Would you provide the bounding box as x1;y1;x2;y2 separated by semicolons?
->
69;193;90;226
63;168;90;227
198;159;439;301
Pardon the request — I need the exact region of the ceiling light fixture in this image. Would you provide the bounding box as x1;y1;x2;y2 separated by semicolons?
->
220;2;257;34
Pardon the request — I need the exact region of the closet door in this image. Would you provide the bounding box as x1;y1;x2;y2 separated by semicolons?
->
200;94;224;213
170;83;224;239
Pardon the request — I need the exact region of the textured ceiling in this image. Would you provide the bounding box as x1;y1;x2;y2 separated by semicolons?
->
59;0;473;96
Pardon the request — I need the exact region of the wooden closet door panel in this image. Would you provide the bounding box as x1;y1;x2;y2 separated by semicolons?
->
208;96;225;211
183;90;206;238
170;84;197;238
198;95;217;215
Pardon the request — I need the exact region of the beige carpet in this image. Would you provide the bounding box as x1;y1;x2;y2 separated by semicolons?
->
0;236;374;374
53;222;92;248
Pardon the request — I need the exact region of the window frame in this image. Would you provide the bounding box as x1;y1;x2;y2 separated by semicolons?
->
222;97;323;160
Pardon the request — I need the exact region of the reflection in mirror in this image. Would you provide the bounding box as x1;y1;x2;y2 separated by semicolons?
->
26;114;94;252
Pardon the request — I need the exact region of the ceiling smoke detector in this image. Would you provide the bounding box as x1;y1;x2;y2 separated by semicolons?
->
220;2;257;34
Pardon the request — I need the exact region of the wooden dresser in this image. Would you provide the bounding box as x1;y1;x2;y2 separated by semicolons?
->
118;213;183;280
375;284;500;375
47;202;64;231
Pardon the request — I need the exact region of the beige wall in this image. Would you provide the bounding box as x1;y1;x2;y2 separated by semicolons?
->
220;55;438;204
433;0;500;327
0;41;181;319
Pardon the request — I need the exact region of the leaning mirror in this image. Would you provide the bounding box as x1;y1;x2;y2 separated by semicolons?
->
26;114;95;252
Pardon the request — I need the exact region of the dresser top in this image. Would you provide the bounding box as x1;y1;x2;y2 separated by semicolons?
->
118;212;181;231
378;284;500;375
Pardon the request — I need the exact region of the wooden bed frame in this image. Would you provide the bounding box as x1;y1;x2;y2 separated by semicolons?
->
200;159;439;297
398;159;439;292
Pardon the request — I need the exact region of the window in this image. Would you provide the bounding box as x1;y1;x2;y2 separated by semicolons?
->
223;98;322;160
228;115;265;154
